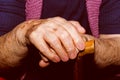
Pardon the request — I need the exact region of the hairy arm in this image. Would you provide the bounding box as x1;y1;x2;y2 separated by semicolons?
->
0;31;27;69
0;20;41;69
94;34;120;67
0;24;27;69
82;34;120;68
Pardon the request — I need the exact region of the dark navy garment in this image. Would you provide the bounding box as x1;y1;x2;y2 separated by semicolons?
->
99;0;120;34
0;0;120;80
0;0;25;35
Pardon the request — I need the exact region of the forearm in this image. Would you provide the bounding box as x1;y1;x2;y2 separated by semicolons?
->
0;19;44;69
0;31;28;69
0;20;33;69
94;35;120;67
80;34;120;68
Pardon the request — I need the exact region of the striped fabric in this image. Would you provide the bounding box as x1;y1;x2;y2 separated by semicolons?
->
25;0;43;20
86;0;102;37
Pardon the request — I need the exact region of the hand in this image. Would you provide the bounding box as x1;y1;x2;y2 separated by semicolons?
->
16;17;86;67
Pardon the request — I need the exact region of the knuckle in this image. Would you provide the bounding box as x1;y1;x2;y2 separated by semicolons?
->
26;20;34;23
48;21;56;27
75;39;81;44
53;16;66;22
27;27;44;40
45;19;56;26
60;32;69;39
49;55;57;61
69;25;75;30
29;31;36;39
42;19;52;25
74;21;80;25
54;16;62;20
27;27;39;38
66;47;74;53
41;49;47;54
50;37;58;43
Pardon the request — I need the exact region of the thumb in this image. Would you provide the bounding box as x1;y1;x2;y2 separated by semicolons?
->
39;54;50;68
39;60;50;68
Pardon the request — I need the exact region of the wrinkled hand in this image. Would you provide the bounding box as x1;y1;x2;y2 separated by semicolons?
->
16;17;86;67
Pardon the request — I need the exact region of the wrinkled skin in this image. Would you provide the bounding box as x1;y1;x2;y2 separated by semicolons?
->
0;17;86;68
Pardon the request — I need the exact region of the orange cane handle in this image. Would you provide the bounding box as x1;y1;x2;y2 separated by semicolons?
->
78;40;95;57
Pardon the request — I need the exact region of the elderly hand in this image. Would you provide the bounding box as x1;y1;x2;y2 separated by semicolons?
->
14;17;86;67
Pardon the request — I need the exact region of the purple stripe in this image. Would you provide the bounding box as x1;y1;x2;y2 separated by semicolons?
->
86;0;102;37
25;0;43;20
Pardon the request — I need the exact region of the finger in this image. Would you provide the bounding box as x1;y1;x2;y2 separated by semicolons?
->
40;53;49;62
29;33;60;62
69;21;86;34
39;53;49;68
51;17;85;50
39;19;77;59
39;48;59;68
55;26;77;59
39;60;50;68
44;31;69;62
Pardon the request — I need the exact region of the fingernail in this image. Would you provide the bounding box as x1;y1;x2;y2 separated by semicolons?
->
62;56;69;62
77;43;85;50
54;56;60;63
70;52;77;59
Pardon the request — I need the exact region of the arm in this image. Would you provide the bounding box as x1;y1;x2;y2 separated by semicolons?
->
0;21;32;69
80;34;120;68
0;19;44;69
95;34;120;67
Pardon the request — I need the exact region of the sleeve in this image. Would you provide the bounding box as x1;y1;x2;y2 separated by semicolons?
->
0;1;25;36
99;0;120;34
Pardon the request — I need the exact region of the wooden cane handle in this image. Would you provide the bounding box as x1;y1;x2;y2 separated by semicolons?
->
78;40;94;57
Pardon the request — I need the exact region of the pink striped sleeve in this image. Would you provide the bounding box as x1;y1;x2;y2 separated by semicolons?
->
86;0;102;37
25;0;43;20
